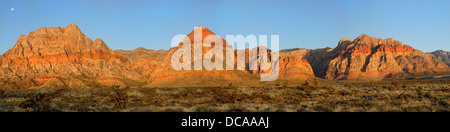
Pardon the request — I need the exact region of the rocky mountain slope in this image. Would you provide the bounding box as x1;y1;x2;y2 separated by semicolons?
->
0;24;449;89
115;47;168;62
431;50;450;67
0;24;143;89
316;34;448;80
140;27;274;85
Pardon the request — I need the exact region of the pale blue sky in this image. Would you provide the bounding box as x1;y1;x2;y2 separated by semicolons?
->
1;0;450;54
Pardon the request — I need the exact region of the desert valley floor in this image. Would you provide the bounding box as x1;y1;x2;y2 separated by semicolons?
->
1;78;449;112
0;24;449;112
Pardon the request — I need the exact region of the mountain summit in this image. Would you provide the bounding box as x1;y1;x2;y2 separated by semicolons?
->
321;34;448;80
432;50;450;67
2;24;117;63
1;25;449;89
0;24;142;89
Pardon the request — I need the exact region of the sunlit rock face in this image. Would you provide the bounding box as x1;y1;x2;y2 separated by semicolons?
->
321;34;448;80
0;24;143;89
1;24;449;89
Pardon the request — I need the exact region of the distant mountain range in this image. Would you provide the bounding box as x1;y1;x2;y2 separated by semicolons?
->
0;24;448;89
431;50;450;67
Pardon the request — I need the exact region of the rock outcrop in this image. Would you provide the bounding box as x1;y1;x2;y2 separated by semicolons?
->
431;50;450;67
128;26;316;86
144;27;265;85
115;47;168;62
1;25;449;89
115;47;169;82
279;49;316;79
0;24;143;89
319;34;448;80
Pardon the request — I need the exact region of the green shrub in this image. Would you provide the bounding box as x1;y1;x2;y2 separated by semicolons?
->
391;80;399;88
275;82;280;87
439;100;449;107
282;81;288;89
19;89;63;112
302;80;310;87
262;93;276;102
213;83;237;103
110;88;128;110
0;89;5;98
312;79;318;87
416;86;424;98
19;93;47;111
424;92;433;99
397;93;409;101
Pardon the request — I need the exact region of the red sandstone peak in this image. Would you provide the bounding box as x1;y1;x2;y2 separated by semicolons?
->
187;26;216;36
322;34;448;80
185;26;221;44
3;24;112;60
175;26;229;52
1;23;125;64
352;34;406;47
0;24;141;89
30;23;82;38
1;25;449;89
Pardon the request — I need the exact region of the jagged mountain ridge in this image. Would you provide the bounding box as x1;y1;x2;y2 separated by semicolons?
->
302;34;448;80
0;24;449;89
0;24;143;89
431;50;450;67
